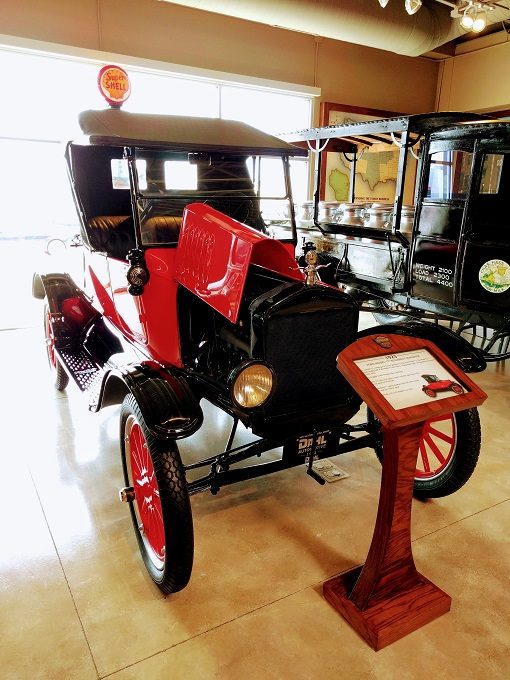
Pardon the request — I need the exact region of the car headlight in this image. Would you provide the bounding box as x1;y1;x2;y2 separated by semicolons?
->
230;362;275;409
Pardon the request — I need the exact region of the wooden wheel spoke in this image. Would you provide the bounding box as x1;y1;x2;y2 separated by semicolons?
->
426;426;454;445
424;435;446;466
419;441;430;472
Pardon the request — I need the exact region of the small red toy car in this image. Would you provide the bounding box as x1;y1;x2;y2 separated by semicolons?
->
422;374;464;398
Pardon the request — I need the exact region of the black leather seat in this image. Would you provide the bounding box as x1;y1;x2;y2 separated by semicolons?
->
140;215;183;244
87;215;136;259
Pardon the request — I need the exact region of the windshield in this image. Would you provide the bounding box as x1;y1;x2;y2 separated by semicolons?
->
120;149;294;245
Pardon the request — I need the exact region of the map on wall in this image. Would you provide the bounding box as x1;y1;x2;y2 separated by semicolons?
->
324;108;399;204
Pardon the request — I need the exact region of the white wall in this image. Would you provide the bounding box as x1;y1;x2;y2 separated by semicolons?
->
437;38;510;112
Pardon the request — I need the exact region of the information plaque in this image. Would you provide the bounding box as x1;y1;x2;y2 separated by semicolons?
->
323;333;487;650
354;348;465;410
336;333;485;429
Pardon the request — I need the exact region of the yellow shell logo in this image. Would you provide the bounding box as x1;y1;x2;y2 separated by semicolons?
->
98;65;131;107
479;259;510;294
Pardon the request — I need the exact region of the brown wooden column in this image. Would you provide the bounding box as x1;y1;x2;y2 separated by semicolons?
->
323;422;451;650
323;333;486;650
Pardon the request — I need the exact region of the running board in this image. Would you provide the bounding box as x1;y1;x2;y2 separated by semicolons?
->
58;347;104;405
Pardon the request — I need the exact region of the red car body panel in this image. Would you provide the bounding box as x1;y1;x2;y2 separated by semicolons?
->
89;250;183;366
142;249;182;367
174;203;303;323
427;379;455;391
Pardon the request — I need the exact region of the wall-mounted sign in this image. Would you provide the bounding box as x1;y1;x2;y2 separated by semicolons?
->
97;65;131;108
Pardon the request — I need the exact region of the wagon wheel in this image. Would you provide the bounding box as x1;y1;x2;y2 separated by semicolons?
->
43;304;69;391
368;407;481;498
120;393;194;594
424;387;436;398
370;298;409;324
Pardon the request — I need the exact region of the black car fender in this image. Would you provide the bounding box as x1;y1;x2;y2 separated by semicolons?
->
356;319;486;373
98;364;204;440
33;271;83;305
33;271;122;364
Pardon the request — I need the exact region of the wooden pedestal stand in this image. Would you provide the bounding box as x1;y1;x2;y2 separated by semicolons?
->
323;334;486;650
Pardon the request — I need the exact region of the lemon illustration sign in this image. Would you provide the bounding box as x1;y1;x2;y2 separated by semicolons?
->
479;259;510;293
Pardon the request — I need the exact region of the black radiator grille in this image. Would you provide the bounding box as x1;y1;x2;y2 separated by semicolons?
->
263;302;358;416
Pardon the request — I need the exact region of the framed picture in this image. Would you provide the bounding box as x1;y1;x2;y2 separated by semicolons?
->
318;102;404;203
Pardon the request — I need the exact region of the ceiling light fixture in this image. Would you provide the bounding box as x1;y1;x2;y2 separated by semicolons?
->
460;3;476;27
472;6;488;30
405;0;423;14
453;1;497;34
375;0;498;35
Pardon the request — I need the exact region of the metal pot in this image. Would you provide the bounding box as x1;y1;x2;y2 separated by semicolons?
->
364;206;392;229
338;202;366;226
296;201;314;221
318;201;342;222
400;205;415;233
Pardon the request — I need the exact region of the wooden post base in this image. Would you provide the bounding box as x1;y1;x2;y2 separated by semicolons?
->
322;421;452;650
323;566;451;651
327;333;486;650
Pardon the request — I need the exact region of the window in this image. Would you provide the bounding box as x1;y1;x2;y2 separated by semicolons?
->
249;157;289;223
0;45;313;240
479;154;504;194
469;152;510;239
426;150;473;200
111;159;147;190
221;86;311;137
164;161;198;190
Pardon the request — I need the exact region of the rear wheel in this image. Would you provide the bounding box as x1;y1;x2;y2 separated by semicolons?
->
369;408;481;498
120;393;194;593
44;304;69;391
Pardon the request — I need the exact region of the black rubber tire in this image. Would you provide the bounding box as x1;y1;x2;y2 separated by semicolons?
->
120;393;194;594
368;407;481;498
44;304;69;391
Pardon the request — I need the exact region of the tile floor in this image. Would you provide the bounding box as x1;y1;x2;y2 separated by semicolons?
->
1;323;509;679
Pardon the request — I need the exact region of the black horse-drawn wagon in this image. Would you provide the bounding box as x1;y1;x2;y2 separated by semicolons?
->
285;112;510;360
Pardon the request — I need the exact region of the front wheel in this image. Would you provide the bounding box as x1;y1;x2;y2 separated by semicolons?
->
369;408;481;498
120;394;194;593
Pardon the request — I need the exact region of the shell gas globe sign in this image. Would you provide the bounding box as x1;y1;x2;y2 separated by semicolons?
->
98;65;131;107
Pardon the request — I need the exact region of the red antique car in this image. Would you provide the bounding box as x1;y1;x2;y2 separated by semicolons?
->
422;374;464;398
33;98;486;593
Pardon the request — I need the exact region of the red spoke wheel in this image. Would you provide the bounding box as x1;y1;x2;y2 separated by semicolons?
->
369;407;481;498
416;414;457;480
424;388;436;398
43;304;69;391
451;383;463;395
120;394;193;593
